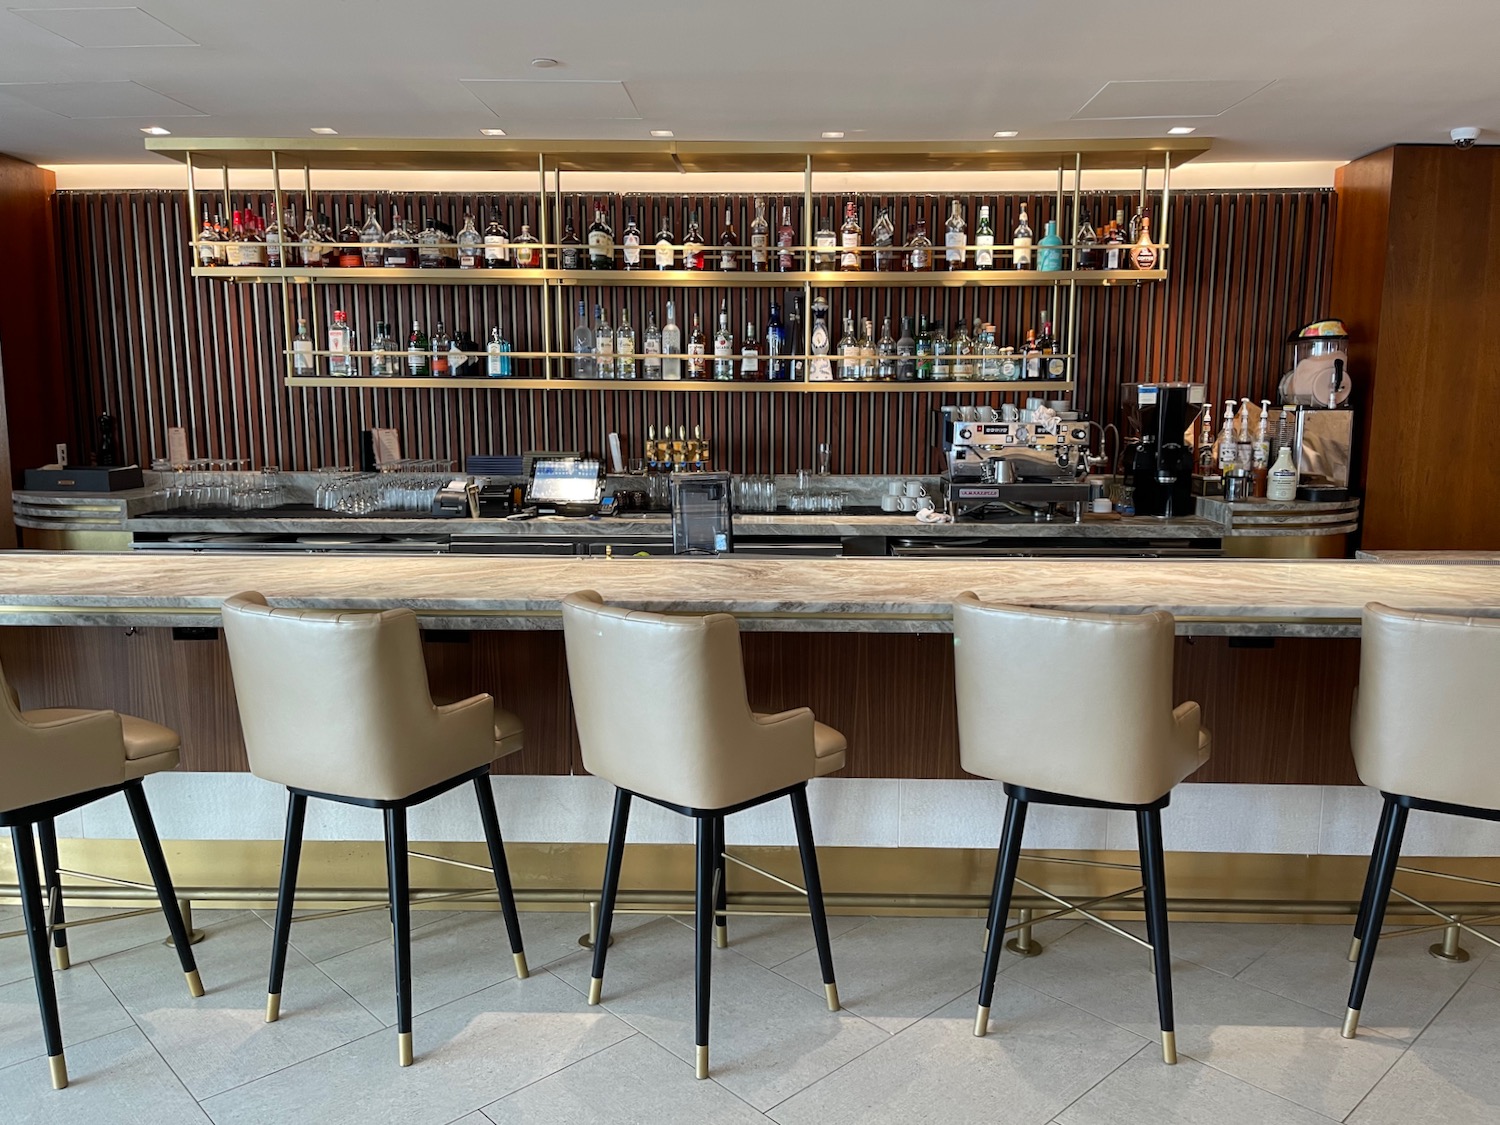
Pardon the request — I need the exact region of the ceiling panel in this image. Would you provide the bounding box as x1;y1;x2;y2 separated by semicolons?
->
0;80;205;118
1073;80;1274;120
9;5;198;48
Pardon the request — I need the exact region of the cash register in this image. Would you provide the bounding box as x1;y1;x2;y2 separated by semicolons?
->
524;456;606;517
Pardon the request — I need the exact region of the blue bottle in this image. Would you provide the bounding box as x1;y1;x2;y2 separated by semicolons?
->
1038;219;1064;272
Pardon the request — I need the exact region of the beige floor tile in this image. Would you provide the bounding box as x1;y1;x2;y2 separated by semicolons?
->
1118;920;1305;978
0;907;245;987
768;983;1147;1125
0;1025;210;1123
482;1032;768;1123
0;963;135;1070
1004;923;1406;1119
671;912;873;970
547;918;888;1111
200;970;634;1125
91;912;381;1099
1055;1047;1340;1124
1347;979;1500;1123
250;906;456;964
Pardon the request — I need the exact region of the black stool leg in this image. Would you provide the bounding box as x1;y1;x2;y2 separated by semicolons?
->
385;807;414;1067
36;818;68;972
712;814;728;949
790;784;839;1012
975;793;1027;1037
12;823;67;1089
588;788;631;1006
1349;798;1394;962
1138;807;1176;1064
473;776;528;979
122;780;203;998
1345;796;1409;1039
694;813;714;1079
266;790;307;1024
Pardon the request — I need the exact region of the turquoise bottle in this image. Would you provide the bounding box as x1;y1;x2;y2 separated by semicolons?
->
1038;219;1064;272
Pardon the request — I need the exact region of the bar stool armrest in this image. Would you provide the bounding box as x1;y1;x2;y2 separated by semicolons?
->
4;709;126;811
431;692;499;772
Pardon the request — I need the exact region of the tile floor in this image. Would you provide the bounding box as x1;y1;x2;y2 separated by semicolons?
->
1;901;1497;1123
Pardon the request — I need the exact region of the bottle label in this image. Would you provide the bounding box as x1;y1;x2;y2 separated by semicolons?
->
328;327;348;355
1132;244;1158;270
945;232;965;264
1046;356;1067;378
1013;238;1033;268
596;339;613;360
741;348;759;375
293;339;313;372
198;241;216;266
515;245;536;268
588;231;613;262
266;234;281;268
751;234;768;266
910;247;930;270
999;356;1020;381
778;233;795;270
655;241;673;269
644;339;661;375
721;246;737;270
363;240;382;267
714;338;732;359
225;241;244;267
459;245;479;269
841;232;859;270
623;234;641;265
975;235;994;268
687;343;705;376
487;348;505;377
339;249;361;268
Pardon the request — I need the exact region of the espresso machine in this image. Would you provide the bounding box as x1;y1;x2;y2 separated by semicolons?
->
1123;383;1205;518
940;409;1092;519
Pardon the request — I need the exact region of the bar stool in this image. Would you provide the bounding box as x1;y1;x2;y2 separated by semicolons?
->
560;590;845;1080
220;592;529;1067
0;666;204;1089
1342;603;1500;1038
953;594;1210;1064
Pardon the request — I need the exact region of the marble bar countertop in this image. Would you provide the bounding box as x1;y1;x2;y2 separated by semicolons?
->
0;552;1495;637
1357;551;1500;564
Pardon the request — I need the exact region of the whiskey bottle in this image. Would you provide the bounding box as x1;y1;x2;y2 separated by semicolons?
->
777;204;797;272
749;197;769;271
587;204;615;269
973;204;995;269
336;210;361;268
361;207;384;267
621;209;643;269
225;210;246;267
944;199;967;270
512;207;538;267
1104;209;1127;270
1012;203;1034;269
718;206;739;271
1022;328;1041;380
383;214;413;268
264;209;285;268
840;199;862;271
483;202;511;268
457;211;482;269
655;203;675;270
814;206;837;270
559;204;582;269
741;321;761;379
418;215;443;269
197;207;219;266
872;202;896;272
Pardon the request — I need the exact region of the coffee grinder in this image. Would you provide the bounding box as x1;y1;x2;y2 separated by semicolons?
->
1123;383;1205;518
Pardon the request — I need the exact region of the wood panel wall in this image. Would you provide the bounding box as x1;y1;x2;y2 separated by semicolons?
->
53;188;1334;474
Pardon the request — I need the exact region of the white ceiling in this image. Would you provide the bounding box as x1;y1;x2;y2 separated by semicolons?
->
0;1;1494;165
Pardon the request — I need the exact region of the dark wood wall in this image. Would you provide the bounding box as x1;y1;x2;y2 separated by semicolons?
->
52;187;1334;473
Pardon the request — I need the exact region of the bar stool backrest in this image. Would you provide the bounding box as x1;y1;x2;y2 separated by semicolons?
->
561;590;815;810
1354;603;1500;810
0;661;125;813
952;593;1200;806
221;592;492;801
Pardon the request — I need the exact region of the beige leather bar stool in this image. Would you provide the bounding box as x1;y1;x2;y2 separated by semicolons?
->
953;595;1210;1064
221;592;529;1067
561;590;845;1080
0;665;204;1089
1342;604;1500;1038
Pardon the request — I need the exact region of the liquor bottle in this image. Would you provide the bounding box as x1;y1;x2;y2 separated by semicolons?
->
718;206;739;271
978;323;999;380
1128;204;1145;244
487;325;512;377
225;210;246;267
572;299;596;379
931;323;951;380
951;321;974;379
559;205;582;270
430;321;451;377
686;312;707;378
643;310;662;378
407;319;429;376
294;211;317;267
876;317;896;380
776;204;797;272
512;207;539;267
483;202;511;268
357;207;382;267
749;197;769;271
896;316;916;381
838;313;858;380
621;209;643;269
292;317;314;375
338;210;362;268
915;317;934;380
1131;213;1158;270
859;317;876;382
661;300;683;379
594;305;614;378
1037;312;1066;379
327;309;351;376
418;215;443;268
457;211;481;269
840;199;862;271
766;302;789;381
654;203;675;270
944;199;967;270
973;204;995;270
1013;203;1034;269
1022;328;1041;380
1104;209;1127;270
212;211;229;264
683;210;705;270
318;211;338;267
808;295;833;381
617;307;637;379
369;322;392;378
264;209;285;268
1075;212;1099;271
741;321;761;379
249;213;271;266
197;207;219;266
587;204;615;269
713;301;734;379
1038;219;1063;272
872;202;896;272
384;214;413;267
786;296;803;380
814;206;837;270
907;216;932;271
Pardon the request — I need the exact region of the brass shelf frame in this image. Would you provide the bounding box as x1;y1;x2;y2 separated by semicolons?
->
282;376;1078;393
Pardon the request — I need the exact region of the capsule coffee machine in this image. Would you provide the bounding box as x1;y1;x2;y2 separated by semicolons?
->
1123;383;1206;518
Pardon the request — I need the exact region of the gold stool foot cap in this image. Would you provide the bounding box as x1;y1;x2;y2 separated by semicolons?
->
825;982;841;1012
48;1053;67;1090
715;924;728;950
265;993;281;1023
695;1044;709;1080
185;969;204;998
513;952;530;980
1162;1030;1177;1065
1342;1008;1360;1039
1348;936;1362;963
398;1031;413;1068
974;1005;990;1037
587;977;602;1006
55;946;70;972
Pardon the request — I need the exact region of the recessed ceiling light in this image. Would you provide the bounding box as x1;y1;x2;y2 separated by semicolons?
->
1167;126;1197;135
480;128;507;136
140;125;171;136
993;130;1019;138
821;131;845;140
530;57;559;68
650;129;674;138
310;126;338;135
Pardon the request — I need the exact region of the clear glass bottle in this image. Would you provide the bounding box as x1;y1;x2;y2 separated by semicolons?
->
907;216;932;271
859;317;876;382
594;304;614;377
1038;219;1064;272
952;321;974;379
457;211;481;269
621;209;643;269
643;310;662;378
328;309;352;376
430;320;452;376
369;322;392;378
559;204;583;270
406;319;428;376
741;321;761;379
512;207;539;267
572;299;596;379
896;316;916;381
1012;203;1034;269
486;325;512;378
944;199;967;270
686;312;707;378
973;204;995;270
587;204;615;269
383;214;412;268
839;199;862;271
654;203;675;270
483;201;510;268
292;316;314;375
814;205;837;270
872;203;896;272
766;302;788;381
931;323;951;380
749;197;769;272
661;300;683;379
718;206;739;271
838;313;859;381
1022;328;1042;380
876;317;896;380
359;207;384;267
777;204;797;272
978;323;1000;380
616;307;636;379
683;210;705;270
713;301;735;379
809;295;832;382
418;215;443;269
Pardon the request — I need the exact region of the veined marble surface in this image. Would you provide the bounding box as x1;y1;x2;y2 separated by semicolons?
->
0;552;1495;634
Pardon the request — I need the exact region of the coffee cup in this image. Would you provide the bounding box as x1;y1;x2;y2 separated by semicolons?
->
915;496;936;513
1001;404;1019;422
880;495;899;512
975;405;996;422
898;495;918;511
903;480;926;498
886;480;904;495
